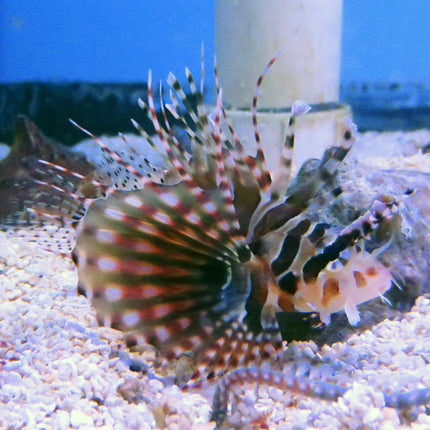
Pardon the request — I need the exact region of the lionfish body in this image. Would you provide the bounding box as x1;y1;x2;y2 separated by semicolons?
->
72;60;395;383
4;56;396;383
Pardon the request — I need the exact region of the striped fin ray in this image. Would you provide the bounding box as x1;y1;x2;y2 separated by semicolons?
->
136;86;192;170
243;100;311;242
162;65;241;197
157;82;196;181
230;57;276;191
2;159;103;254
213;55;246;155
163;96;207;163
146;70;192;181
70;120;166;191
211;367;430;426
209;91;254;263
164;71;218;185
130;112;184;184
164;86;208;157
37;159;108;198
185;66;209;130
199;43;207;116
248;49;286;192
210;58;265;239
269;100;311;199
167;71;210;137
192;320;284;383
25;179;85;221
163;94;217;189
204;55;278;241
249;116;358;243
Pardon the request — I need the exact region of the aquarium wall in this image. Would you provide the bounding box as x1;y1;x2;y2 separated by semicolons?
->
1;0;430;141
1;0;429;84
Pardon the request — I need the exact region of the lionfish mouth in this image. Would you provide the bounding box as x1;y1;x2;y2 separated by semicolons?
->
3;51;397;385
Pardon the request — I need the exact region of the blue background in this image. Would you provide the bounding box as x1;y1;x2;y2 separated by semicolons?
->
1;0;429;84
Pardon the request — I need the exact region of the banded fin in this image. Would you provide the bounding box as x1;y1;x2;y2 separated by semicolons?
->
73;55;294;382
0;116;103;253
71;53;396;385
71;121;168;190
75;176;285;380
271;200;396;325
268;100;311;200
249;115;357;243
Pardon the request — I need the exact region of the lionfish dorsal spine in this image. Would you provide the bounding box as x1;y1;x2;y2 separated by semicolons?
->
146;70;191;180
69;120;138;184
211;89;251;260
70;119;166;191
130;113;176;176
269;100;311;199
244;101;311;243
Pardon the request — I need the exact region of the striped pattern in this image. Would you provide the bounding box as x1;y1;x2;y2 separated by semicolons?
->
211;367;430;425
74;55;396;383
0;116;105;254
6;55;397;385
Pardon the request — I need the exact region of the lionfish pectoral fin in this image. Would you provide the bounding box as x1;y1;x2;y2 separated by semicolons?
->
0;117;106;254
194;317;285;383
75;177;256;380
202;257;287;376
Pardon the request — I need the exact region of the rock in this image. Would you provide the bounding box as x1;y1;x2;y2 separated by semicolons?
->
70;410;94;428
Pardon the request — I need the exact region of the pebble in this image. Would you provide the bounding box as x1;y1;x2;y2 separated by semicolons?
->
70;410;94;428
56;410;71;430
4;359;23;371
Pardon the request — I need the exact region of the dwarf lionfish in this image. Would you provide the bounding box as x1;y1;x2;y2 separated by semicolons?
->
5;51;425;421
6;53;395;371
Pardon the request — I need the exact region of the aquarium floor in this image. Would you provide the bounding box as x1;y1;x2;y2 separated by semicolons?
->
1;129;430;429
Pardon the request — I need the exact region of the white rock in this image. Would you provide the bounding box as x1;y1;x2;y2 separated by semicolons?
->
55;410;71;430
4;371;22;385
70;410;94;428
3;360;23;371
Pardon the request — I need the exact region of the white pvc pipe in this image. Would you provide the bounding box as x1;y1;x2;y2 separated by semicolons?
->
215;0;343;109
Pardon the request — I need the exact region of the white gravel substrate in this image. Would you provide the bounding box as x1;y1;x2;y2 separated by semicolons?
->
0;236;211;430
1;129;430;429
